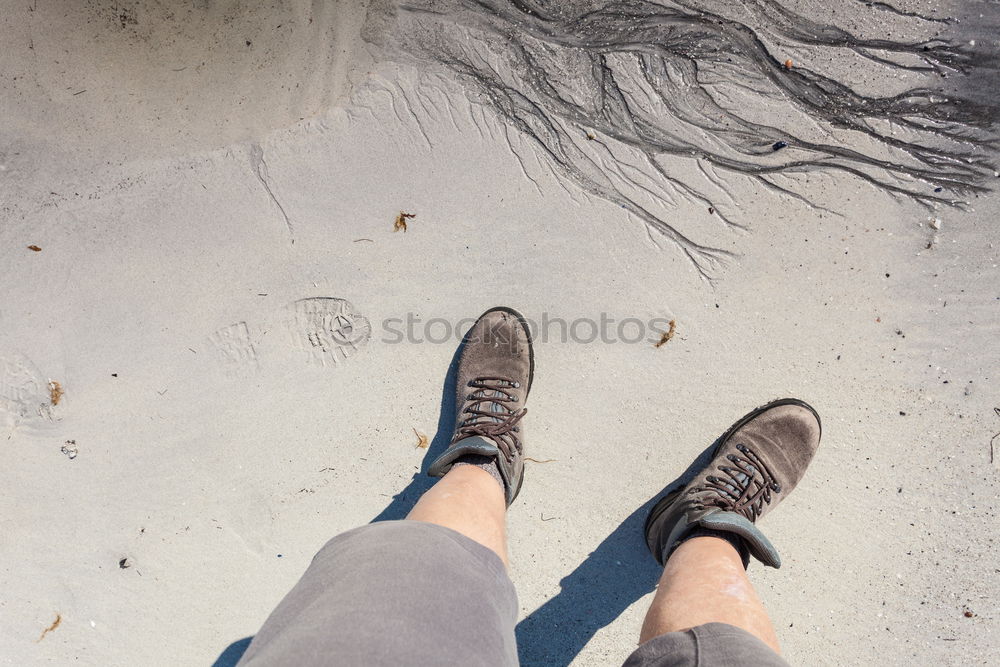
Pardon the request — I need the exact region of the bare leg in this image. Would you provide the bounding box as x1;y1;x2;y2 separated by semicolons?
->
638;536;780;653
406;465;508;566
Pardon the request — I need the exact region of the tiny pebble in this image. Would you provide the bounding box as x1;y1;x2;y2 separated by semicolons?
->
61;440;79;460
930;218;941;230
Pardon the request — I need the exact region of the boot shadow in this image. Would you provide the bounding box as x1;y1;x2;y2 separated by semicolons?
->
211;637;252;667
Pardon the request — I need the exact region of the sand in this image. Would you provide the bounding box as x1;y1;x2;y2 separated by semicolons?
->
1;1;997;665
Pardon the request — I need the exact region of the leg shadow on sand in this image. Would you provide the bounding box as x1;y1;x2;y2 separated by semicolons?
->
513;443;720;666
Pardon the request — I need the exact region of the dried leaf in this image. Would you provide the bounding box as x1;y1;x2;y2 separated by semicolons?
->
28;245;42;252
37;614;61;642
394;211;416;232
49;380;64;406
654;319;677;348
413;428;428;449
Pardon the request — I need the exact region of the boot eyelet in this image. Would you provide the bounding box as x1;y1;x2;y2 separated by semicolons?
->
513;382;520;388
772;483;782;492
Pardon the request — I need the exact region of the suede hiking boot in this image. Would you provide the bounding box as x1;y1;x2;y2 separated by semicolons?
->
645;398;821;569
427;307;534;506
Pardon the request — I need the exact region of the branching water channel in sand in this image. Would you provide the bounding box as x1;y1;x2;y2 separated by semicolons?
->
367;0;1000;277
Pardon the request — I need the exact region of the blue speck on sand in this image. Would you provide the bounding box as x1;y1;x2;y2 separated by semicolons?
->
772;141;788;151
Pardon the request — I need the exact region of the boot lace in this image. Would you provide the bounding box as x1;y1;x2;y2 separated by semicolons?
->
693;444;782;521
455;377;526;463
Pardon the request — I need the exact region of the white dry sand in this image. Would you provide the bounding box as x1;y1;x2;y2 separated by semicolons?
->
1;1;997;666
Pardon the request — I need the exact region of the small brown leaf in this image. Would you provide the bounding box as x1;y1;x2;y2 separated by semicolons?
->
413;428;428;449
49;380;64;406
28;245;42;252
37;614;61;642
654;319;677;348
394;212;416;232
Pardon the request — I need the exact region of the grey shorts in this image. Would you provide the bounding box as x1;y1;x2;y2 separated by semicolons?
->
238;521;789;667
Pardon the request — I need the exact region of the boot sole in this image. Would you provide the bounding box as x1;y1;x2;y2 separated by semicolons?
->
643;397;821;557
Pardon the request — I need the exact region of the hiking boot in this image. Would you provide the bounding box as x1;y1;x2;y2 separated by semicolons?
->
427;307;534;506
644;398;822;569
